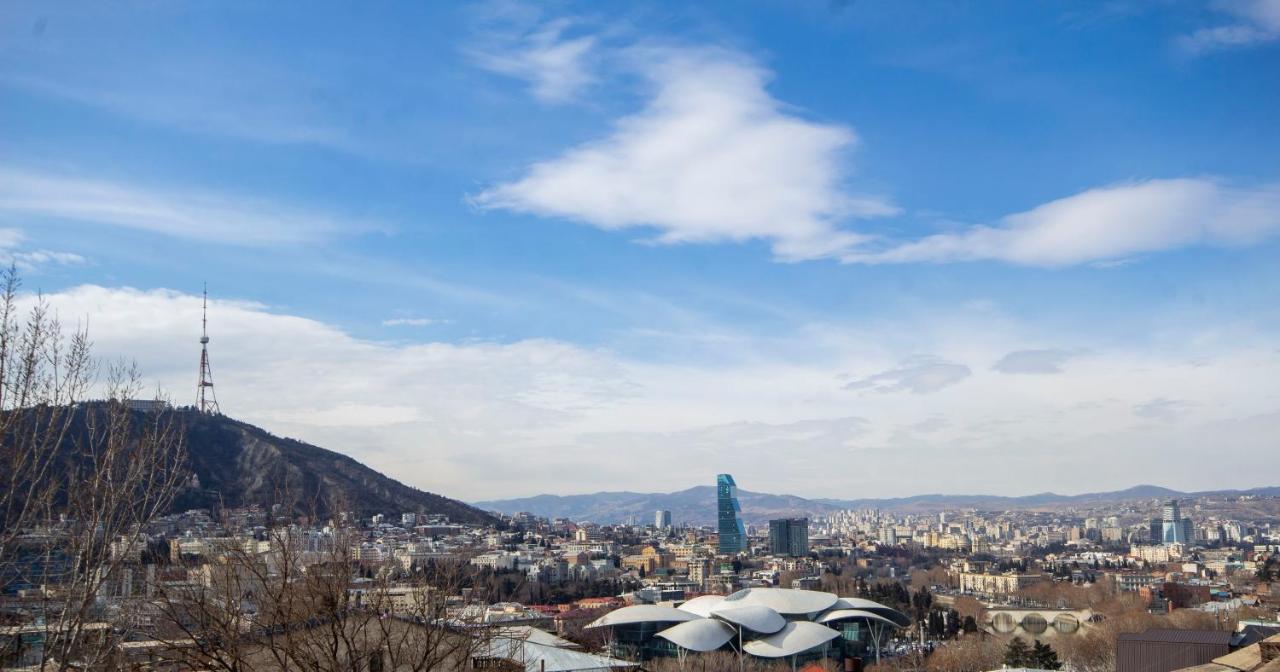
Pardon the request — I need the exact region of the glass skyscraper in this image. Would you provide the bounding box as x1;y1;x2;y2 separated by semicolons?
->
769;517;810;557
717;473;746;555
1150;499;1193;545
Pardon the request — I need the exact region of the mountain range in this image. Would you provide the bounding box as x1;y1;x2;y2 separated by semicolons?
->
474;484;1280;525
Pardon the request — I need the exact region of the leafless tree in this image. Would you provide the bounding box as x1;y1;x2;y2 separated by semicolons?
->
149;489;498;672
0;267;188;670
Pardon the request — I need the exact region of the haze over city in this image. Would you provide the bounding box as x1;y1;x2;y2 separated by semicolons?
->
2;1;1278;502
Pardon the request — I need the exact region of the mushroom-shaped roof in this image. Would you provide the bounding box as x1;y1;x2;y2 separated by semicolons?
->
711;605;786;634
678;594;726;618
722;588;838;615
817;609;901;629
585;605;699;629
655;619;736;652
742;622;840;658
828;597;911;627
830;597;889;610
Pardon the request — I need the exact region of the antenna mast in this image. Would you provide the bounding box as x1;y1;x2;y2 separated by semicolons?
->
197;283;220;414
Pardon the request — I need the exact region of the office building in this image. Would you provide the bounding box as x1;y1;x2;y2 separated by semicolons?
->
1151;500;1194;545
769;517;809;557
716;474;745;555
655;510;672;530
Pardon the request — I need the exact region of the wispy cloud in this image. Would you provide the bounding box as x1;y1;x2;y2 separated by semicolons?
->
993;348;1082;374
843;355;972;394
1134;397;1197;422
469;17;598;103
844;179;1280;267
28;285;1280;498
0;227;85;271
473;46;898;261
0;169;372;246
1179;0;1280;54
382;317;451;327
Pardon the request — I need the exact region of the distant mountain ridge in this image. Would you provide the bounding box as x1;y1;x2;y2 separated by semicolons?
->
474;484;1280;525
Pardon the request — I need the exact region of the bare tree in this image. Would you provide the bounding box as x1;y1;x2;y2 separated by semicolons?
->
149;489;497;671
924;635;1004;672
0;267;188;670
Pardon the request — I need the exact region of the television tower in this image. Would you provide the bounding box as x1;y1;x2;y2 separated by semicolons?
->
196;283;220;414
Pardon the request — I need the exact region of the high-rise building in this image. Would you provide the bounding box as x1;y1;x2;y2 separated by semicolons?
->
655;509;672;530
768;518;809;557
716;474;745;555
1151;499;1193;545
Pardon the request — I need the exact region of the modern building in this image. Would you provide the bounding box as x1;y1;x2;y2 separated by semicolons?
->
769;518;809;557
586;587;909;665
716;474;745;555
655;510;672;530
1151;500;1194;545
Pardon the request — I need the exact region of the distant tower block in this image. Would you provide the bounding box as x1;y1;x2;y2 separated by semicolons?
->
196;283;220;414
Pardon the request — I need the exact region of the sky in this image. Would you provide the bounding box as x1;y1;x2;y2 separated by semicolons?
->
1;1;1278;502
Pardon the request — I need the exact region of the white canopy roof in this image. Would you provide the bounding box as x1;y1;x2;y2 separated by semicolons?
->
741;622;841;658
828;597;911;627
830;597;890;610
816;609;900;628
655;619;736;652
678;594;726;618
722;588;838;615
585;605;698;629
711;605;786;634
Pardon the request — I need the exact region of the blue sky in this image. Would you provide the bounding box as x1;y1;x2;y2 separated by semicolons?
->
2;1;1278;500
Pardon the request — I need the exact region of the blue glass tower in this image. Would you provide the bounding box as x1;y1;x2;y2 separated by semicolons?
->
717;473;746;554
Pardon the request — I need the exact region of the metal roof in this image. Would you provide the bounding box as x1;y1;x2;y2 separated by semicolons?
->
585;605;699;629
1117;629;1234;645
742;621;841;658
816;608;901;629
678;594;726;618
722;587;838;615
827;598;911;627
711;605;786;634
655;619;737;652
497;625;583;650
477;637;638;672
830;597;890;610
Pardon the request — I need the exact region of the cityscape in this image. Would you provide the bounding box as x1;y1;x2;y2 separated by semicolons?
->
2;2;1280;672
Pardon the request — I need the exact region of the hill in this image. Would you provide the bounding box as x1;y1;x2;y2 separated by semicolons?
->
475;484;1280;525
120;405;493;525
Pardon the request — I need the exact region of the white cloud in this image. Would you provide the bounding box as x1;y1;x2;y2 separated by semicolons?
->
843;355;972;394
1180;0;1280;53
0;227;85;271
1134;397;1197;423
382;317;450;327
28;284;1280;500
0;169;368;246
993;348;1081;374
470;18;598;103
845;179;1280;267
473;47;898;261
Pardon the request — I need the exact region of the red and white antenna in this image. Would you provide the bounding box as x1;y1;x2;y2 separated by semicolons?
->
197;283;220;414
